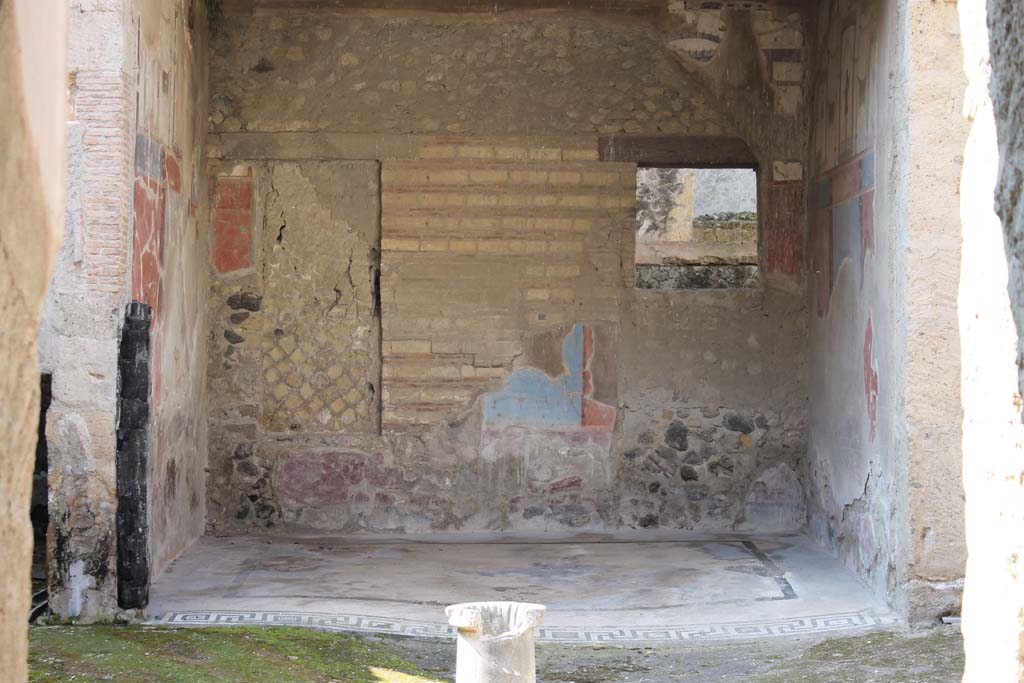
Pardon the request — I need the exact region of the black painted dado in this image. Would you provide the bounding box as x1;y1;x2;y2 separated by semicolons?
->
116;301;152;609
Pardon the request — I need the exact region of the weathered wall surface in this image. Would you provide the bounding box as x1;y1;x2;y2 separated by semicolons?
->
806;0;903;614
901;0;967;625
206;159;381;527
42;0;209;619
41;0;133;620
205;8;810;535
132;0;212;579
618;289;808;531
209;14;723;137
0;0;66;678
806;0;966;621
959;0;1024;678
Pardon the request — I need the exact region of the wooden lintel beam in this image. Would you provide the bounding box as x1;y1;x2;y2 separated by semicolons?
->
598;135;757;167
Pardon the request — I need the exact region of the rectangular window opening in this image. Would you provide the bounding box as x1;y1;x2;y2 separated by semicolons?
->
635;166;759;290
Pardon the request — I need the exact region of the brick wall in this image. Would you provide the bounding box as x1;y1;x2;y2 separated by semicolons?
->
380;140;633;427
76;70;133;294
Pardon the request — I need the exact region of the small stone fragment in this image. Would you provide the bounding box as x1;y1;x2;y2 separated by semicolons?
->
723;413;754;434
226;292;262;311
638;513;659;528
665;421;689;451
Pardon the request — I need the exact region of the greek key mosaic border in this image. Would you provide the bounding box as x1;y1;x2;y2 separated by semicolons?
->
149;609;900;644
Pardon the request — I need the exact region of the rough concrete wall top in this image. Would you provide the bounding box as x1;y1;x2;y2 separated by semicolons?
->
0;0;66;680
210;14;726;137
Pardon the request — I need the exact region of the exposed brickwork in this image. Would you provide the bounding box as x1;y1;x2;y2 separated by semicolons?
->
76;71;133;294
380;146;634;428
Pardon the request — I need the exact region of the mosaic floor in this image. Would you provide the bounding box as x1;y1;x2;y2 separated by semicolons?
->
148;531;898;644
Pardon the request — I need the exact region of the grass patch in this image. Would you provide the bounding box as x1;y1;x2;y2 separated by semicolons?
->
30;625;446;683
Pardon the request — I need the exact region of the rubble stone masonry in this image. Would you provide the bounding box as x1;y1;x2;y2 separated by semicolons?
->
205;10;809;535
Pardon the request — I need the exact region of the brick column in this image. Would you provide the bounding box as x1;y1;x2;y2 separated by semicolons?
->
41;0;134;620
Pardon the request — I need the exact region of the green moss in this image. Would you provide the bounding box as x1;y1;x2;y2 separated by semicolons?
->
29;625;444;683
749;629;963;683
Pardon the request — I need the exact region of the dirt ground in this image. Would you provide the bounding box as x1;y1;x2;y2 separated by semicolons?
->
29;623;963;682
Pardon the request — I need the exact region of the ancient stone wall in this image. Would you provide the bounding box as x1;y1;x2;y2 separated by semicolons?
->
806;0;966;622
205;8;810;534
0;0;66;679
209;14;723;138
42;0;210;619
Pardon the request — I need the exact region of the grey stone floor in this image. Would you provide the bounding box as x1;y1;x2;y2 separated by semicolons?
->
150;530;896;644
383;625;964;682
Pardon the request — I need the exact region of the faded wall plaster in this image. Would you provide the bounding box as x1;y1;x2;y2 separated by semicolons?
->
137;0;212;578
806;0;966;622
1;0;66;679
805;0;909;616
206;160;382;528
